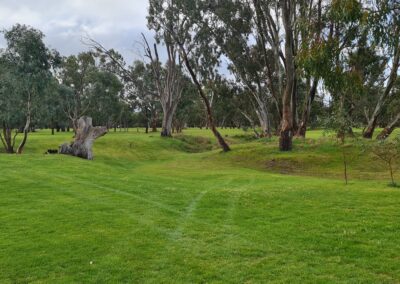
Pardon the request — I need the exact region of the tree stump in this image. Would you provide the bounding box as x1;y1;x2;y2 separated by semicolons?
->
59;116;107;160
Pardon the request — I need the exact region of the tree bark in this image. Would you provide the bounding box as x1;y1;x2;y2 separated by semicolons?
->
250;92;271;138
291;76;298;133
59;116;107;160
0;122;17;153
280;0;295;151
363;40;399;138
241;111;260;138
151;115;157;132
296;79;318;137
177;42;230;152
363;117;377;139
16;97;31;154
161;107;175;137
142;34;183;139
376;113;400;140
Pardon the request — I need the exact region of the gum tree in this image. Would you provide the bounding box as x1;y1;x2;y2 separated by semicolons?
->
362;0;400;138
0;24;53;154
142;34;184;137
147;0;231;151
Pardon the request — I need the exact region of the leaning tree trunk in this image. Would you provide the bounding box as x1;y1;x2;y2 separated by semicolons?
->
16;99;31;154
60;116;107;160
363;114;378;138
241;111;260;138
363;42;399;139
296;79;318;138
16;119;29;154
376;113;400;140
178;42;230;152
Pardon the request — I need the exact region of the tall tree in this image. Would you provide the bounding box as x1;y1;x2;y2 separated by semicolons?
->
59;52;97;132
85;41;161;133
147;0;231;151
142;34;184;137
362;0;400;138
0;24;53;154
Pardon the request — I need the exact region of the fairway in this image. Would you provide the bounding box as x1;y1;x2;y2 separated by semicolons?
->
1;129;399;283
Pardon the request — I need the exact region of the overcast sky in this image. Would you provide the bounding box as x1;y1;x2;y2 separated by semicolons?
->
0;0;152;63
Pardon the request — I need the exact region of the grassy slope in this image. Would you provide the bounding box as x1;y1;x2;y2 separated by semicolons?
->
0;129;399;283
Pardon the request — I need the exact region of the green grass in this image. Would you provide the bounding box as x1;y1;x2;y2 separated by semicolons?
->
1;128;400;283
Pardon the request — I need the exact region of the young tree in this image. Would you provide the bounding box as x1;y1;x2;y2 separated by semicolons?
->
369;139;400;186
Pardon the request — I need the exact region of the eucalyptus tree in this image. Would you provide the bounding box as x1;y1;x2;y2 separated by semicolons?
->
142;34;184;137
147;0;231;151
203;1;279;137
194;0;327;147
128;60;160;133
240;0;297;150
0;57;23;153
59;52;98;132
87;70;124;128
174;79;201;131
377;114;400;140
85;41;162;132
0;24;54;154
362;0;400;138
40;78;69;135
294;0;324;137
376;84;400;140
225;41;277;137
87;38;180;136
299;0;365;139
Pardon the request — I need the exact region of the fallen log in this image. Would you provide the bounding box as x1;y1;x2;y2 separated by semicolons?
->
59;116;107;160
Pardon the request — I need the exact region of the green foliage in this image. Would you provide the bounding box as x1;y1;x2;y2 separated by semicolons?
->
330;0;363;22
0;24;55;152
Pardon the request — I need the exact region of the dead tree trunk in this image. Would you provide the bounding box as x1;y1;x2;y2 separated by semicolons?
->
376;113;400;140
60;116;107;160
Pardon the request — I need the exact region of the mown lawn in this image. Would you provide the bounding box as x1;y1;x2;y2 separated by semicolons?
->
0;128;399;283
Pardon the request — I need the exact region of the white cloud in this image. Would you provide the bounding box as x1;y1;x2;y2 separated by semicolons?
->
0;0;152;63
